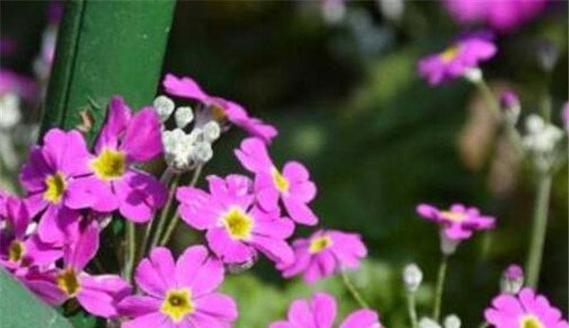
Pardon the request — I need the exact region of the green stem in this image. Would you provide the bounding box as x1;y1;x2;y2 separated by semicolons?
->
149;174;181;250
525;173;553;288
159;165;203;246
432;255;448;322
123;221;136;282
406;292;418;328
340;269;369;309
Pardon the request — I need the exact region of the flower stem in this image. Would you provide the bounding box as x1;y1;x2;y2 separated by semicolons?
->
340;269;369;309
123;221;136;282
406;292;418;328
525;173;552;288
432;255;448;322
149;174;181;250
159;164;203;246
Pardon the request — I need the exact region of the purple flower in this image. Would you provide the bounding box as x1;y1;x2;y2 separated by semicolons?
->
0;69;38;101
0;196;61;275
269;292;382;328
23;222;130;318
235;137;319;226
484;288;569;327
418;36;496;86
278;229;367;283
119;246;238;327
163;73;278;143
176;174;295;265
71;96;167;222
416;203;495;240
20;129;92;243
443;0;547;33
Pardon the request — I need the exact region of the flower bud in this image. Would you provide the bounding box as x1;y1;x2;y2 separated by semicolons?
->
153;95;175;122
443;314;461;328
500;264;524;294
403;263;423;293
193;142;213;163
537;41;559;73
463;68;482;83
203;121;221;142
499;90;520;124
439;230;460;256
175;106;194;128
419;317;441;328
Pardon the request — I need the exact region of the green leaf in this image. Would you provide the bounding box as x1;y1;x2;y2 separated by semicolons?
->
0;268;73;328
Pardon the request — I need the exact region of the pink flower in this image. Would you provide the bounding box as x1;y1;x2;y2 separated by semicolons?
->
235;137;318;226
416;203;495;240
443;0;547;33
418;36;496;86
0;69;38;101
23;222;130;318
269;292;381;328
0;196;61;275
70;96;167;222
163;73;278;143
484;288;569;327
278;229;367;283
176;174;295;265
20;128;91;243
119;246;238;327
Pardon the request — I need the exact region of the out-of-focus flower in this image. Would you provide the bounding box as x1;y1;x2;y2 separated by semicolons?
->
444;315;461;328
0;69;39;102
269;292;382;328
419;317;441;328
522;114;563;171
418;36;496;86
70;96;167;222
484;288;569;327
416;203;495;241
119;246;238;327
236;137;318;225
24;222;130;318
163;74;277;143
321;0;348;24
176;174;295;265
500;264;524;294
499;90;521;124
443;0;547;33
20;129;92;243
278;229;366;283
403;263;423;293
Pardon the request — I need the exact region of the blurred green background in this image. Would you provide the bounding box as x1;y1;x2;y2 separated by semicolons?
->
2;1;568;327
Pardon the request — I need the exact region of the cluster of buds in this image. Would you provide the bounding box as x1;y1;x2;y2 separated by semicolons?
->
154;95;221;172
419;315;461;328
522;114;563;172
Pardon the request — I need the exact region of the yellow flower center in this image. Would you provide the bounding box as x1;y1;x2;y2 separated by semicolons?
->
440;45;460;63
8;240;25;262
440;211;466;222
161;288;195;323
222;207;254;240
309;235;333;254
520;315;544;328
91;148;126;180
43;172;67;204
272;167;290;193
57;268;81;297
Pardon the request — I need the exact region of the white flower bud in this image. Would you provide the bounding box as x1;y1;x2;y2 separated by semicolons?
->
203;121;221;142
439;230;460;256
175;106;194;128
403;263;423;293
193;142;213;163
0;93;22;129
443;314;461;328
500;264;524;294
526;114;544;133
153;95;175;122
463;68;482;83
419;317;441;328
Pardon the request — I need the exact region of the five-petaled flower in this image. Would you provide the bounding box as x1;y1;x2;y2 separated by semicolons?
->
119;246;238;328
270;292;382;328
278;229;367;283
416;203;495;240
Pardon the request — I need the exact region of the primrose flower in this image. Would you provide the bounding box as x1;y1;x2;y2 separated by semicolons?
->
269;292;382;328
177;174;295;265
418;36;496;86
0;196;61;274
236;137;318;225
20;128;91;243
484;288;569;328
416;203;495;241
71;96;167;222
24;222;130;318
119;246;238;327
278;229;367;283
163;73;278;143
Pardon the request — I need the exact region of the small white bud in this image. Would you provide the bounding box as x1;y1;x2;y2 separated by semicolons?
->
463;68;482;83
403;263;423;293
0;93;22;129
419;317;441;328
193;142;213;163
439;230;460;256
203;121;221;142
443;314;461;328
525;114;544;133
500;264;524;294
175;106;194;128
153;95;175;122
